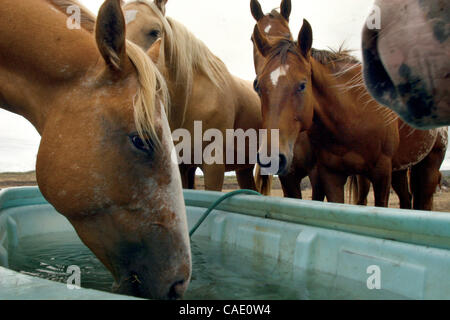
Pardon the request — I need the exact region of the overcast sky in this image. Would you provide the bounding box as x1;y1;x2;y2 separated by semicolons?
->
1;0;449;172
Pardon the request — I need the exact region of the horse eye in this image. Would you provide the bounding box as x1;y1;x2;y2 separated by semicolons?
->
148;30;160;38
253;79;261;96
297;82;307;93
129;134;154;155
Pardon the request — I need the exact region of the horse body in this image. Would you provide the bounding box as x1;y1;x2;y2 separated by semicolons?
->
355;126;447;210
332;61;441;173
300;48;446;208
251;1;322;200
251;1;445;208
124;0;262;191
0;0;191;299
362;0;450;128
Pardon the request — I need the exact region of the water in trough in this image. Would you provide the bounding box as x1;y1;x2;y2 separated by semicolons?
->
8;231;406;300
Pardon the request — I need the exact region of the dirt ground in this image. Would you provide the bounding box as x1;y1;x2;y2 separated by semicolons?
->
1;172;449;213
0;172;37;188
241;187;450;213
209;176;450;213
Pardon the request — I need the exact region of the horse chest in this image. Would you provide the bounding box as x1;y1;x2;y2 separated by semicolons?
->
317;148;367;174
309;122;381;173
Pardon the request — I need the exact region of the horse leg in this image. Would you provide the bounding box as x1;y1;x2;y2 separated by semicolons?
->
187;166;197;189
410;150;445;211
355;176;370;205
309;166;325;201
236;166;257;191
279;171;303;199
319;166;347;203
370;157;392;207
391;170;412;209
202;164;226;192
179;165;193;189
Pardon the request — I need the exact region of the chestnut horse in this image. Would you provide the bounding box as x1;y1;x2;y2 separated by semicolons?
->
352;126;447;210
362;0;450;129
252;15;444;208
122;0;265;192
250;0;323;200
0;0;191;299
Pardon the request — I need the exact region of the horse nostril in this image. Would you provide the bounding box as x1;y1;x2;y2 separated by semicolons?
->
167;279;186;300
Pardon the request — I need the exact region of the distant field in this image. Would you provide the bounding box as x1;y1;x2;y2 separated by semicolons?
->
197;175;450;213
0;171;37;188
1;171;449;212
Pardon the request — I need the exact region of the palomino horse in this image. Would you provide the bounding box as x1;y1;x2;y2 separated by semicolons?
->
252;16;445;208
250;0;324;200
362;0;450;129
122;0;265;192
0;0;191;299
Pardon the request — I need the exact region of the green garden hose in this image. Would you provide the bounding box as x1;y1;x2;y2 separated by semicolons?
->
189;189;262;238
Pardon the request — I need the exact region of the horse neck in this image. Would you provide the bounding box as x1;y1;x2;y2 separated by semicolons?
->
161;19;231;129
160;25;189;129
310;59;364;134
231;76;262;129
0;0;99;133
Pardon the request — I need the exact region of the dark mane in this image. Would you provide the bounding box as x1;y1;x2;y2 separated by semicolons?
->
266;38;303;65
311;46;360;66
265;36;360;70
268;9;282;19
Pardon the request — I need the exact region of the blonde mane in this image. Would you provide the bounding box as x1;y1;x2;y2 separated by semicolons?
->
127;0;231;124
127;40;170;147
47;0;169;147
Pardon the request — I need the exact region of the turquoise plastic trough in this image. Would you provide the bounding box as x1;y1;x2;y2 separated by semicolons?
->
1;187;450;300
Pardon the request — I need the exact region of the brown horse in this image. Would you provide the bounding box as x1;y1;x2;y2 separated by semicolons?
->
250;0;324;200
252;14;444;208
352;125;447;210
362;0;450;129
0;0;191;299
122;0;265;192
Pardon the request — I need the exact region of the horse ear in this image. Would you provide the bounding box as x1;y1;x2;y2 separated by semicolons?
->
154;0;168;15
280;0;292;21
250;0;264;21
96;0;127;71
147;38;162;64
252;25;271;57
298;19;313;59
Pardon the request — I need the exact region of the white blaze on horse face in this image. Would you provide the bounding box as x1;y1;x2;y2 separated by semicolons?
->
125;10;138;24
264;25;272;33
270;65;290;87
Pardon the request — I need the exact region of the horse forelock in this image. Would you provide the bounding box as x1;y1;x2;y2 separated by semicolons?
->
126;40;170;148
268;8;286;21
261;38;304;72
